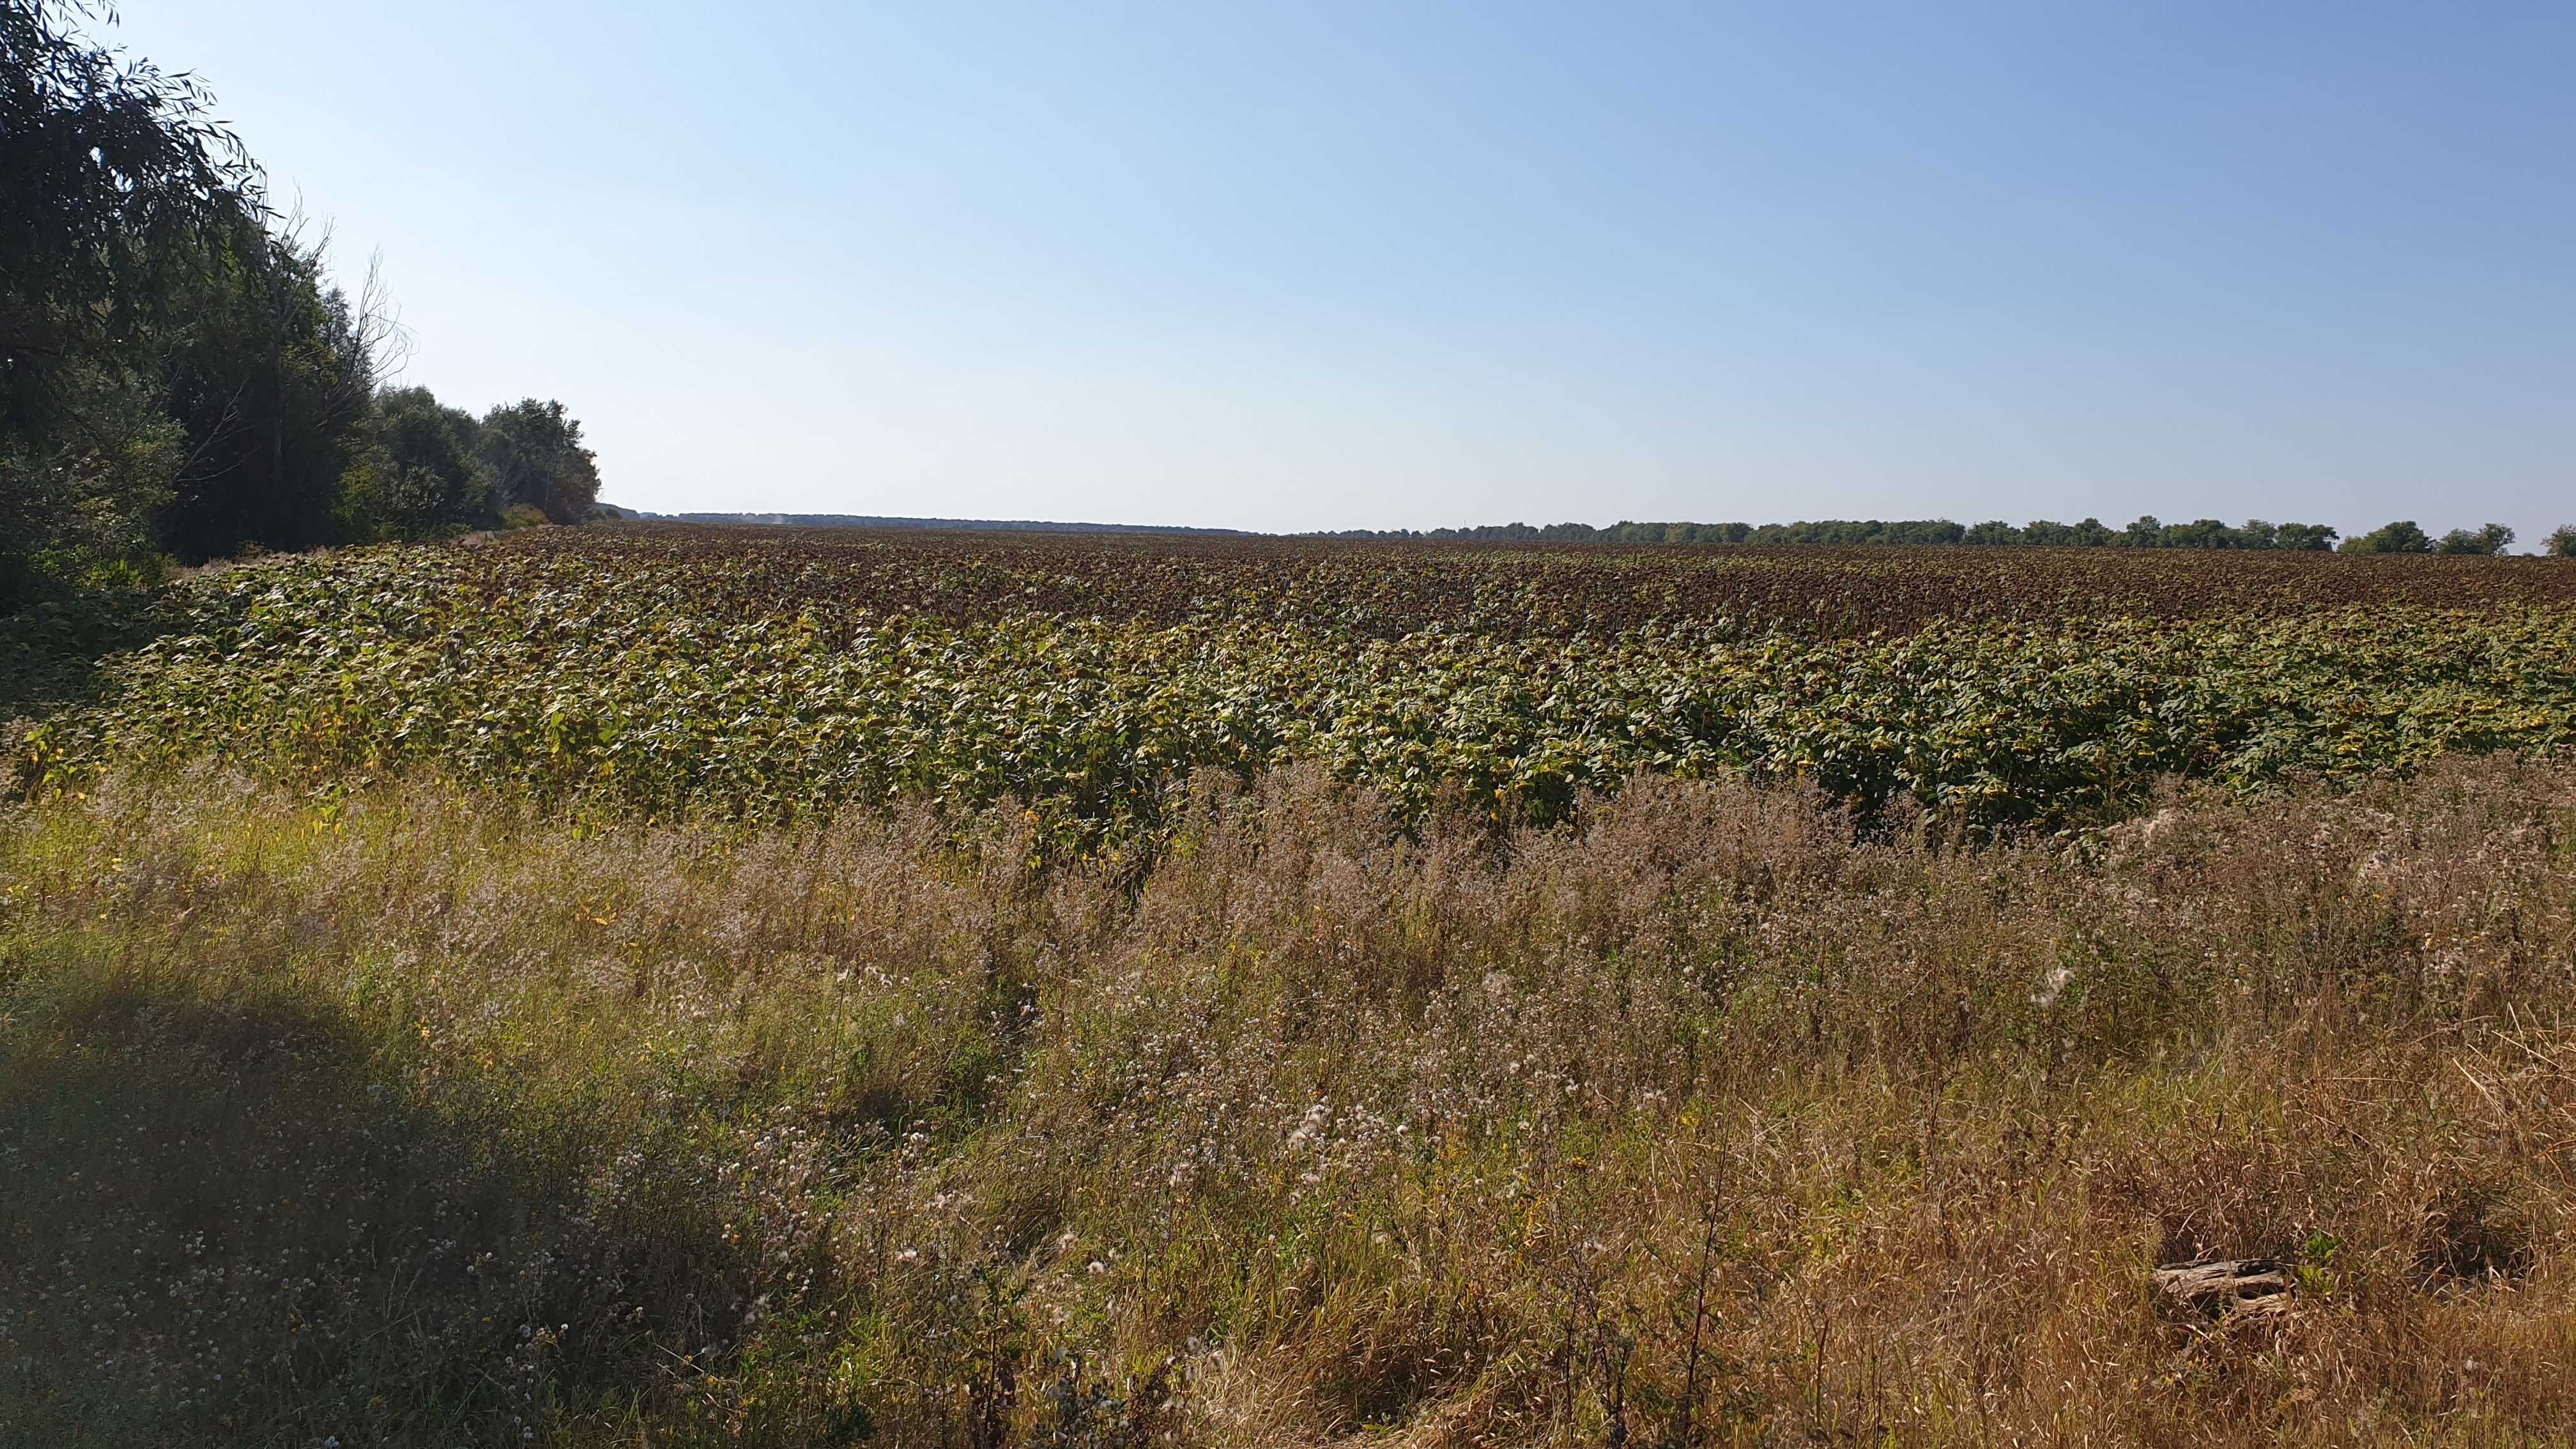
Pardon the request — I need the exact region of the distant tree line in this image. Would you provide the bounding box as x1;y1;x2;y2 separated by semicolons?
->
1333;516;2568;555
1;0;600;611
649;512;1256;537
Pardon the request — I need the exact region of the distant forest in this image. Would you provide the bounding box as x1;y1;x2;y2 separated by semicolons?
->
1332;516;2549;555
635;510;1251;537
648;510;2564;555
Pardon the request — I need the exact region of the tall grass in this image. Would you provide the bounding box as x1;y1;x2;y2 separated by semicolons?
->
4;758;2575;1445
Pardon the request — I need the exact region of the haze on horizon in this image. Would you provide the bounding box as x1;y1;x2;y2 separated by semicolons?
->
105;1;2576;543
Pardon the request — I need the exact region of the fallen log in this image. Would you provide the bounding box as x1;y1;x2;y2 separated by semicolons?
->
2153;1259;2294;1324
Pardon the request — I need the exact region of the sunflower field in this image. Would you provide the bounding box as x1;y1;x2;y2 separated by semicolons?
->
16;525;2576;847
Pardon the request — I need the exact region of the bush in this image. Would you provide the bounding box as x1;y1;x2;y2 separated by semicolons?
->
499;503;551;530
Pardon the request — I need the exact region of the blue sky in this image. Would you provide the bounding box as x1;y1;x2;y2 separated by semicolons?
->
106;2;2576;540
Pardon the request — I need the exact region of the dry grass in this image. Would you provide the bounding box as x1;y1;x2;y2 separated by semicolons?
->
4;758;2576;1445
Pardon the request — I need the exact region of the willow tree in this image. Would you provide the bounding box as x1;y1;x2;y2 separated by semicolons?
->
1;0;268;601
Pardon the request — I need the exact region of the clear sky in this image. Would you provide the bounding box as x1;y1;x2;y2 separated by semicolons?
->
102;2;2576;540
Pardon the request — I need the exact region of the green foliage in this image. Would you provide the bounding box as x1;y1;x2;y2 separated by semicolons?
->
0;0;262;414
1;0;259;604
2436;523;2515;556
336;386;497;540
0;358;184;608
2343;520;2434;555
479;398;599;525
23;533;2576;851
151;229;378;561
2022;518;2118;547
2550;526;2576;560
1;4;600;604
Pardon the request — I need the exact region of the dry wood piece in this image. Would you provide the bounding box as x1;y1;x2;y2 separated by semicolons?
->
2154;1259;2294;1323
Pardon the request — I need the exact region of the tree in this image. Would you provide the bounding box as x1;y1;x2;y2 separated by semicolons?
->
3;3;597;602
0;356;181;598
151;226;377;561
337;386;494;540
2017;518;2114;547
2342;520;2433;555
2547;526;2576;559
1;0;263;602
2275;522;2338;551
2156;518;2236;549
1;0;261;406
479;399;599;525
2434;523;2513;556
